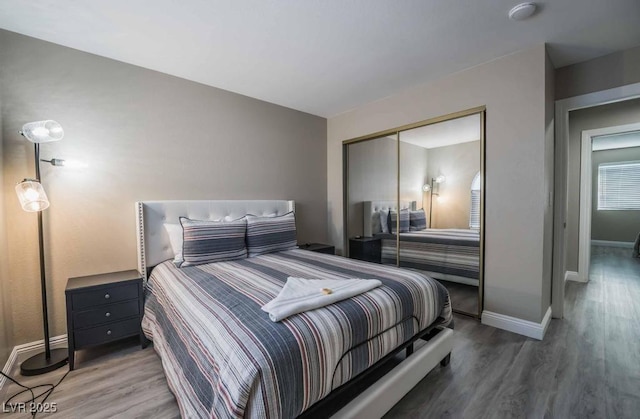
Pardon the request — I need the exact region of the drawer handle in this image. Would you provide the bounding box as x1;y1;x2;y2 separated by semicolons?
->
104;293;110;299
105;312;111;317
106;330;112;336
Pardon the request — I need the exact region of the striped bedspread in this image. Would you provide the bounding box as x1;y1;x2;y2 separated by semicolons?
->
380;229;480;285
142;249;452;418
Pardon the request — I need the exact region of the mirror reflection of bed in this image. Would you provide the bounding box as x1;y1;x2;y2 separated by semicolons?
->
345;110;484;317
364;199;480;315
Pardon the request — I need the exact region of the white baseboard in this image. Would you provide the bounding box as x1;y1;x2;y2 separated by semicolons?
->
0;347;19;391
481;307;552;340
591;240;634;248
564;271;585;283
0;334;67;391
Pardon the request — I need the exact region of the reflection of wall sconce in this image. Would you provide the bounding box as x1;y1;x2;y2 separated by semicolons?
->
423;174;445;195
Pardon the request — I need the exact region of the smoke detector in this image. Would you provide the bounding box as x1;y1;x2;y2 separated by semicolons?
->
508;3;537;21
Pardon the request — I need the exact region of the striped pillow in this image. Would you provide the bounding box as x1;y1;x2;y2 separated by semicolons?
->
246;212;297;257
387;209;410;233
379;209;390;234
178;217;247;267
410;209;427;231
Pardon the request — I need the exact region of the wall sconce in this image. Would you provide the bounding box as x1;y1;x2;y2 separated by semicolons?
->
40;158;88;169
15;120;70;375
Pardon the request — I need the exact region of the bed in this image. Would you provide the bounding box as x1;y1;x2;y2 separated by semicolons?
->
137;200;453;418
364;201;480;286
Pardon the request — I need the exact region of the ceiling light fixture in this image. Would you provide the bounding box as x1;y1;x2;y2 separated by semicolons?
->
508;2;537;21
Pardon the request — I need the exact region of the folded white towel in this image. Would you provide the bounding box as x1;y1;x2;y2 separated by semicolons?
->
262;277;382;322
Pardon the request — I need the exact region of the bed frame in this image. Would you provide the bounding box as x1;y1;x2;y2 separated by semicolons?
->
135;199;453;418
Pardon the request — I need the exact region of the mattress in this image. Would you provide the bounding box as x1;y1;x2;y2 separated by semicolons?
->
379;229;480;285
142;249;452;418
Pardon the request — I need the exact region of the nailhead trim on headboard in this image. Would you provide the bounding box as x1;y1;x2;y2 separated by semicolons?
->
136;202;147;282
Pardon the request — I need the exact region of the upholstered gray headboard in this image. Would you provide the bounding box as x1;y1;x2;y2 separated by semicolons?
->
363;200;416;237
136;200;295;279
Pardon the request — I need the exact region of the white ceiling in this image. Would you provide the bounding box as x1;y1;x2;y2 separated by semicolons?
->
400;114;480;149
0;1;639;117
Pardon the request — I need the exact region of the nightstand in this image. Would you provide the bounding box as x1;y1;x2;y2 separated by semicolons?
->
65;270;144;370
349;237;381;263
298;243;335;255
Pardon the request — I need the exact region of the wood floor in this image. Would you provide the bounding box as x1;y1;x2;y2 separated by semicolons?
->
385;246;640;418
439;279;479;315
2;247;638;418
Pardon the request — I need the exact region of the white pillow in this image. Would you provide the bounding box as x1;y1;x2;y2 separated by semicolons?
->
163;223;184;265
379;209;389;234
371;212;381;234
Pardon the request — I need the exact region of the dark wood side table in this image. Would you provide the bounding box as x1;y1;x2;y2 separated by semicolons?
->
65;270;144;370
298;243;335;255
349;237;382;263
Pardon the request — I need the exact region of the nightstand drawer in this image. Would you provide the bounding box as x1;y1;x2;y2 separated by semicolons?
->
72;283;138;310
349;238;381;263
66;271;144;370
73;299;140;329
74;318;140;348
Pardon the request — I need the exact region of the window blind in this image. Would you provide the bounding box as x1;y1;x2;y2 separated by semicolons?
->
469;190;480;229
597;161;640;210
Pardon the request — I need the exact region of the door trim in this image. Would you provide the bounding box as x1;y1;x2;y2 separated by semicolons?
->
578;122;640;283
552;81;640;319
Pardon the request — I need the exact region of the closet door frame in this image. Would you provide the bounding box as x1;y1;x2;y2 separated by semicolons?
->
343;106;486;318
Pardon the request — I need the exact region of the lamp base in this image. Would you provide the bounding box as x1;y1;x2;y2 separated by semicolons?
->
20;348;68;376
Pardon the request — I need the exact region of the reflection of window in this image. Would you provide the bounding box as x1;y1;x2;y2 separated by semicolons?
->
470;172;481;229
598;161;640;210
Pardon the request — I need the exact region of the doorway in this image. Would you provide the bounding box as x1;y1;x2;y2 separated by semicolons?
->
576;123;640;282
553;87;640;318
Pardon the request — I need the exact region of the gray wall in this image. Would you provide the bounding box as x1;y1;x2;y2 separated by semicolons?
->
0;93;11;365
347;137;428;238
427;141;479;229
400;141;430;213
556;45;640;100
591;146;640;242
566;98;640;271
0;30;327;346
329;45;552;323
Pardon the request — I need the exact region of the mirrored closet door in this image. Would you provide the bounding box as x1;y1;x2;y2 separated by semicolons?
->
345;133;398;267
344;107;485;317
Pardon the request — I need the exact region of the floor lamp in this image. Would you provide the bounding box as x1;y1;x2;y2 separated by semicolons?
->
15;120;68;376
423;175;446;228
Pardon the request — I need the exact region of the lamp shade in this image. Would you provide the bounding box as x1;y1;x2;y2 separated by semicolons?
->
15;179;50;212
20;120;64;143
435;175;446;184
422;184;431;192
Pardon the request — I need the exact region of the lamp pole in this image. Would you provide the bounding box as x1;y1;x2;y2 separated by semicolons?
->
428;178;435;228
19;142;68;376
34;143;52;360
